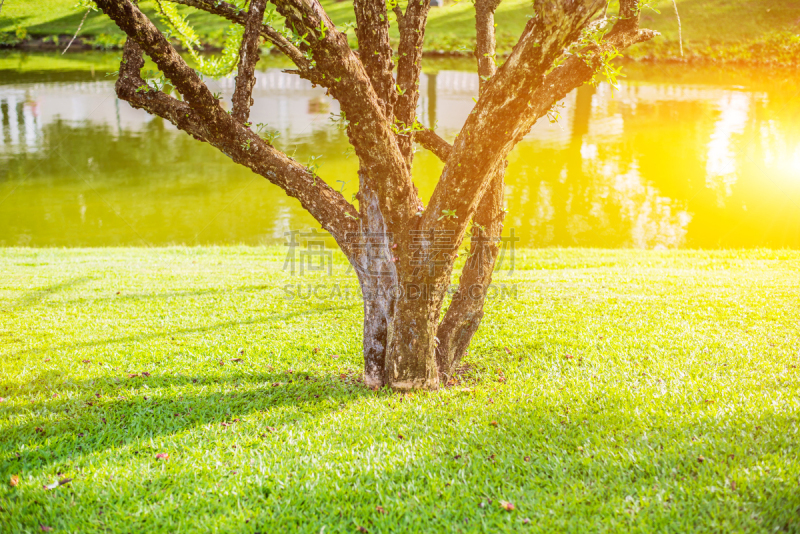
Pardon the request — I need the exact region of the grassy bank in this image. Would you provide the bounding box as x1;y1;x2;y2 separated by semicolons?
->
1;247;799;532
2;0;799;64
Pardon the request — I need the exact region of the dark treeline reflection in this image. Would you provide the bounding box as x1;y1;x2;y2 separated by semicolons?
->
1;63;799;248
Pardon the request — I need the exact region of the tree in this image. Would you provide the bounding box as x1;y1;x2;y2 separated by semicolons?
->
93;0;656;389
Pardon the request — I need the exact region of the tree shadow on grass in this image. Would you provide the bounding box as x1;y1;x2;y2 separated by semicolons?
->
14;276;93;310
1;368;373;473
4;302;358;359
7;388;796;533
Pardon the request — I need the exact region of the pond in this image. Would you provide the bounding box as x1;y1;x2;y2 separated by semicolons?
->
1;52;799;248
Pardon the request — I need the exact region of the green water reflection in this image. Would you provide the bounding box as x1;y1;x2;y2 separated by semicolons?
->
1;53;798;248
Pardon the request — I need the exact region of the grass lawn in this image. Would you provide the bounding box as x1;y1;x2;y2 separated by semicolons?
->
1;247;799;532
2;0;799;57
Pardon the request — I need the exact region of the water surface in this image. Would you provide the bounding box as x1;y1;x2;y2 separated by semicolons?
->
1;53;799;248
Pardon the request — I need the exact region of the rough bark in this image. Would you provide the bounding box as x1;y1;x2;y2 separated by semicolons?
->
231;0;266;123
379;0;606;390
353;0;395;117
414;128;451;162
435;165;505;377
393;0;430;167
435;0;506;377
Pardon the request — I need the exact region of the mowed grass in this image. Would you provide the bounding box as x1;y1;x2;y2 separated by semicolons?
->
1;247;799;533
2;0;799;54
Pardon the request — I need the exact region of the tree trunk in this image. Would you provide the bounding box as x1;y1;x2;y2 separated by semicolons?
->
383;274;443;390
435;165;506;377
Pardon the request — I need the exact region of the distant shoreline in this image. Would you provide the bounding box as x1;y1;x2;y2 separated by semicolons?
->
3;36;798;68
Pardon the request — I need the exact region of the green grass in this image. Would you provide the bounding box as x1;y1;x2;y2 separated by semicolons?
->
2;0;799;60
1;247;799;532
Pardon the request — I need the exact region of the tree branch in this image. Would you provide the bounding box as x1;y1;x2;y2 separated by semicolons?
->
175;0;423;232
116;39;211;144
414;128;451;162
97;0;360;253
231;0;267;123
393;0;431;166
354;0;396;117
420;0;607;251
435;0;507;376
170;0;321;84
268;0;422;232
474;0;502;89
435;0;658;375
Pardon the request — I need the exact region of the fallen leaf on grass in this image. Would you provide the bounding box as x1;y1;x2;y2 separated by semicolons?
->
43;478;72;490
490;421;498;427
523;456;530;462
10;475;19;487
697;456;705;463
312;347;320;354
82;360;91;364
141;372;151;377
357;527;368;533
376;505;386;514
504;347;512;354
500;501;515;511
231;358;243;363
155;453;169;460
40;526;53;532
564;354;574;360
127;374;138;378
330;354;339;359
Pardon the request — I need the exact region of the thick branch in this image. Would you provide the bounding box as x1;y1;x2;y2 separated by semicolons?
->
436;164;505;376
435;0;657;375
435;0;508;377
393;0;431;166
176;0;421;232
267;0;422;232
232;0;267;123
98;1;359;252
116;39;211;144
421;0;639;256
354;0;396;117
474;0;502;90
